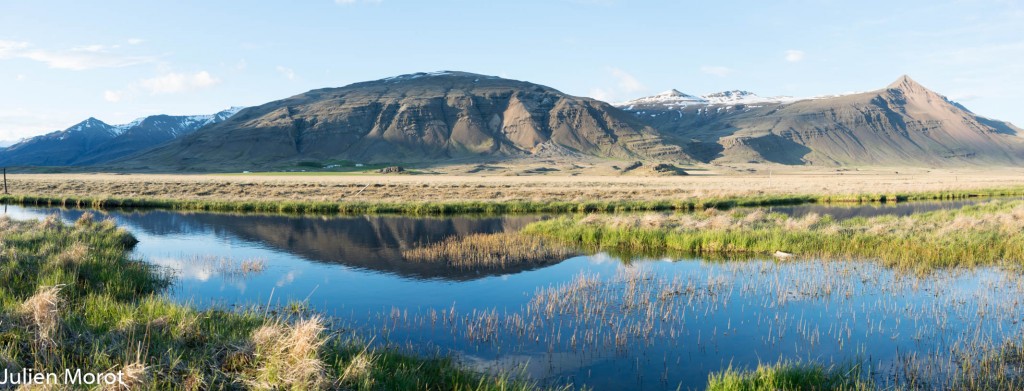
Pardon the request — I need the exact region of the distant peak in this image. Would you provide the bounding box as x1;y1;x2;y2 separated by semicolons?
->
704;90;756;98
656;89;688;97
887;75;926;92
72;117;109;128
617;89;706;107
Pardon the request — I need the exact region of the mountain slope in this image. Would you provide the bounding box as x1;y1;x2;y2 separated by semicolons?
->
123;71;687;170
619;76;1024;166
0;107;243;167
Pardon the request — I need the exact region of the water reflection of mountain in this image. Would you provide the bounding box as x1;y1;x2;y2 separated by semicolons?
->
19;208;550;281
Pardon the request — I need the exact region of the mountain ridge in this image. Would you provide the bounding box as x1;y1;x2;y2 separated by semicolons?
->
0;107;243;167
3;72;1021;170
618;75;1024;166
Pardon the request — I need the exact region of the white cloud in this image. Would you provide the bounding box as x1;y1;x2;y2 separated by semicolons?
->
235;59;248;70
103;90;124;103
609;67;643;93
588;88;612;102
276;65;296;80
139;71;221;94
700;66;733;77
785;49;805;62
0;108;81;141
101;71;220;103
0;40;155;70
127;38;145;45
585;67;646;103
15;74;26;81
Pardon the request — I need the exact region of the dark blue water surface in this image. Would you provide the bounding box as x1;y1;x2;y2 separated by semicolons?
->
3;202;1021;390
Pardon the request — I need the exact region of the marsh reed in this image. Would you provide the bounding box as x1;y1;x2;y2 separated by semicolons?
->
402;233;577;269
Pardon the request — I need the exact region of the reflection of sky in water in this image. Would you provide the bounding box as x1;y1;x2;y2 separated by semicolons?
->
3;204;1021;390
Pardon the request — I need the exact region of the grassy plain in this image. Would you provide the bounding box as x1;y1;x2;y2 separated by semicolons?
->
3;167;1024;215
5;166;1024;203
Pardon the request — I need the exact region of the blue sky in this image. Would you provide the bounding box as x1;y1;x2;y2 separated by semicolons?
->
1;0;1022;143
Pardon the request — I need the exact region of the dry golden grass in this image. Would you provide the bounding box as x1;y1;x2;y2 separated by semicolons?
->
100;361;150;391
52;242;89;267
402;233;577;269
6;166;1024;204
250;316;329;390
20;285;64;350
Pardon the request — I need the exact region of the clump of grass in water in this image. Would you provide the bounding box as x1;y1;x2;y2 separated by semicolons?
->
524;200;1024;273
706;362;872;391
402;232;577;270
0;213;541;390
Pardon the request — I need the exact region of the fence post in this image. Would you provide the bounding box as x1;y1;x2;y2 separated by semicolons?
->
3;168;7;195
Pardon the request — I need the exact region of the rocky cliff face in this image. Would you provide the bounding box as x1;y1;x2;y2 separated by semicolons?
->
126;71;687;170
620;76;1024;166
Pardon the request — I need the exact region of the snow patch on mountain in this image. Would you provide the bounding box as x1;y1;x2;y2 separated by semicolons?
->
618;89;797;109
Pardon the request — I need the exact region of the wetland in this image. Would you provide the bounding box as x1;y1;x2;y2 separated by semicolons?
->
4;196;1023;389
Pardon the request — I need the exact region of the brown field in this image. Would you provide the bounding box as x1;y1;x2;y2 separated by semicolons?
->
4;165;1024;203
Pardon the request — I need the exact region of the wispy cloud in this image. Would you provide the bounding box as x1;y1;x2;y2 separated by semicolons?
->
139;71;220;94
276;65;296;80
0;108;82;141
785;49;805;62
588;88;612;102
103;90;124;103
610;67;643;93
104;71;221;103
586;67;645;103
0;40;156;70
700;66;733;77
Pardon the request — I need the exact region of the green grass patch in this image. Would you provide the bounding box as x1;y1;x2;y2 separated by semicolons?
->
707;362;871;391
523;199;1024;272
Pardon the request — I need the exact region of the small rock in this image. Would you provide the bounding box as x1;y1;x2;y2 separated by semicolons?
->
773;251;794;260
378;166;405;174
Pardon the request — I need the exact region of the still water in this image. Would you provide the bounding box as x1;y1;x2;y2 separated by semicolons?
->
3;201;1021;390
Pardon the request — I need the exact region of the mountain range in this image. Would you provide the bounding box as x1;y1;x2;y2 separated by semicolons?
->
0;107;243;167
618;75;1024;165
1;72;1021;170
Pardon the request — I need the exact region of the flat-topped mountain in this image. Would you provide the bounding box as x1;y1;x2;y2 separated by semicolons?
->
619;75;1024;165
122;71;686;170
0;107;243;167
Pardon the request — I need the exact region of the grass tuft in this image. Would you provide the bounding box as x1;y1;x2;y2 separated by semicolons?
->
707;362;872;391
402;233;577;270
251;316;329;389
20;285;64;350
